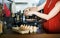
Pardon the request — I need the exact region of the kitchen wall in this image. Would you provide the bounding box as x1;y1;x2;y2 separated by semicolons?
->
0;0;2;4
2;0;40;13
12;0;39;13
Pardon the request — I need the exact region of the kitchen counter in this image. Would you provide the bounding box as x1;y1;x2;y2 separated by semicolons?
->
1;15;60;38
0;33;60;38
0;29;60;38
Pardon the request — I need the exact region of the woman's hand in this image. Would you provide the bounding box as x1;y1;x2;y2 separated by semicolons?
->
24;11;36;16
28;7;38;11
24;7;31;12
24;7;38;16
24;7;38;13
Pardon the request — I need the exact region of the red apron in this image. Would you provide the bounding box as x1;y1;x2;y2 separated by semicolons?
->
43;0;60;33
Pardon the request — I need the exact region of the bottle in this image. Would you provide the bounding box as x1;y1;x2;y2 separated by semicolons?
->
3;21;7;33
16;15;20;22
12;13;15;17
0;21;3;34
14;13;17;22
23;15;25;22
11;1;16;13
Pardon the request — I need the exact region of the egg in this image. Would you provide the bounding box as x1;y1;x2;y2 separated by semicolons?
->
27;25;30;29
33;26;37;33
33;26;39;33
29;26;34;33
20;25;23;28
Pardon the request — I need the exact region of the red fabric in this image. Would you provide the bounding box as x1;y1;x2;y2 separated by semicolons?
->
44;0;60;32
3;3;11;17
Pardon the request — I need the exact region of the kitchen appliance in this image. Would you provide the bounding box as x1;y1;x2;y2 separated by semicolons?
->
8;0;44;33
11;9;45;34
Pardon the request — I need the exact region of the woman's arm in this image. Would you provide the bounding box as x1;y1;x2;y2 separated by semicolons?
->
34;1;60;20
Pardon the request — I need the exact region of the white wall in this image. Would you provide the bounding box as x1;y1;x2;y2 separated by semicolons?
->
14;0;39;3
12;0;39;13
0;0;2;3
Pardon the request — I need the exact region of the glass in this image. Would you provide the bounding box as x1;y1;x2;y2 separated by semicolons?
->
0;21;3;34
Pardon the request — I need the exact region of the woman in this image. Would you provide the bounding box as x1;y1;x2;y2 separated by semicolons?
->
24;0;60;33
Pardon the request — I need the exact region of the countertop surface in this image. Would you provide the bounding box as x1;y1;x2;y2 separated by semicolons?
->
0;29;60;38
0;33;60;38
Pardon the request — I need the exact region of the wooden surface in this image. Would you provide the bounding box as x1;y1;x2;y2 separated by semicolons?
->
0;27;60;38
0;34;60;38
